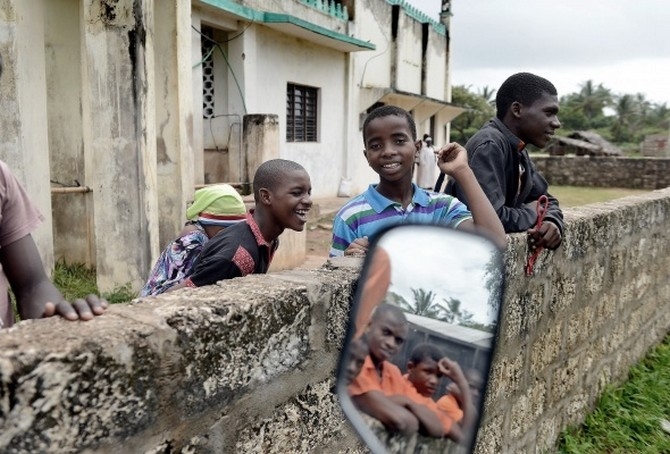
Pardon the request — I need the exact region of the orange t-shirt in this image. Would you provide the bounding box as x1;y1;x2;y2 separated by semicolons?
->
436;393;464;424
348;356;454;433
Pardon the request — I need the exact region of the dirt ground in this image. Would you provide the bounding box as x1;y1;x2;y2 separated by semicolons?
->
299;212;336;270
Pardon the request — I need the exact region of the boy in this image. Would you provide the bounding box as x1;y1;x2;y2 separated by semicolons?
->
140;184;246;296
440;367;483;416
439;72;564;250
169;159;312;289
348;303;446;437
0;56;106;328
405;343;477;443
415;134;436;190
329;105;506;257
344;335;369;386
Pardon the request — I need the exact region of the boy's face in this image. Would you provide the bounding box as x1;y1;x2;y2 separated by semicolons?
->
267;169;312;231
367;310;408;363
407;358;440;397
345;338;369;385
515;92;561;148
363;115;421;184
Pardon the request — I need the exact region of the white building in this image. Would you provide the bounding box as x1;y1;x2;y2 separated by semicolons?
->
0;0;462;290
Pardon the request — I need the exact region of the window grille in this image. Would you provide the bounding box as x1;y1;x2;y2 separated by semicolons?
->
286;83;318;142
202;29;215;119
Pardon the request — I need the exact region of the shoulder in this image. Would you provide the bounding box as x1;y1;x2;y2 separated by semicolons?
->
201;221;251;255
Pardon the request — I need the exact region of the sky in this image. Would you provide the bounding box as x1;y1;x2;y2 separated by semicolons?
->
406;0;670;105
377;227;499;325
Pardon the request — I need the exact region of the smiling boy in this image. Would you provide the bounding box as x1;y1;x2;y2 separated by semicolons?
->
329;105;505;257
440;72;564;249
169;159;312;289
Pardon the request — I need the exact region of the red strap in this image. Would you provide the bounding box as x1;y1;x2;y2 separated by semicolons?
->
525;195;549;276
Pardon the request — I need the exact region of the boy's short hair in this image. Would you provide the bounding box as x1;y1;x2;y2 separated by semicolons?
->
495;72;558;120
409;343;444;365
362;105;417;143
252;159;306;201
370;302;408;326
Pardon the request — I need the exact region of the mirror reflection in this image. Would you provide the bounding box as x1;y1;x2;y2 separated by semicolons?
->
338;225;503;453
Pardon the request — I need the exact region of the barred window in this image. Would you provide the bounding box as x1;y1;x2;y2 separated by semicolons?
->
287;83;318;142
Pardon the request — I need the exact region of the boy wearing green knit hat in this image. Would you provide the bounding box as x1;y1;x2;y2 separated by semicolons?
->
140;184;246;296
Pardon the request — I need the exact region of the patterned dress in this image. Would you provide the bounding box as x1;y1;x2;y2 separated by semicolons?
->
140;223;209;296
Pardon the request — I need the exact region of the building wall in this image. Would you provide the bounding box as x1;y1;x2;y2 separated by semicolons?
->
1;188;669;452
0;0;55;270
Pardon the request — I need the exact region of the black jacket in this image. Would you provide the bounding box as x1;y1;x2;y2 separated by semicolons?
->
439;118;564;234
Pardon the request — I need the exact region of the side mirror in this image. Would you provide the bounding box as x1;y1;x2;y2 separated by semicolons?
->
336;225;504;453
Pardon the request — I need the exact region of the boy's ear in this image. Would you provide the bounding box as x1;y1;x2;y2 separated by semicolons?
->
511;101;522;119
415;140;422;153
258;187;272;205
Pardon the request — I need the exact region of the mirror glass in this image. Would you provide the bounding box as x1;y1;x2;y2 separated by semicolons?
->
336;225;503;453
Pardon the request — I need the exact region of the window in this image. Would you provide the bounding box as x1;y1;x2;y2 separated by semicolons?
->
287;83;318;142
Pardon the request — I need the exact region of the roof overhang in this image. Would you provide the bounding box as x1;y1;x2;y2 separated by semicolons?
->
199;0;375;52
360;87;466;123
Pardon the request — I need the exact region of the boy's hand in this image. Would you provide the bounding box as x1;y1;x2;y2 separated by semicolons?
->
344;237;369;256
528;221;562;250
436;143;469;176
42;294;108;321
438;357;466;383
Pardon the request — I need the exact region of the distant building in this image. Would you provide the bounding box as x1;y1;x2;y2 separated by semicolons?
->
641;133;670;157
546;131;623;156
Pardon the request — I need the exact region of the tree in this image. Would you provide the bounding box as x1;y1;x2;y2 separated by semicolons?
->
451;85;496;145
388;288;449;319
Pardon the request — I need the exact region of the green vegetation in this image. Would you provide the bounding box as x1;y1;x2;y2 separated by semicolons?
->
549;186;649;208
557;335;670;453
451;81;670;153
52;260;135;304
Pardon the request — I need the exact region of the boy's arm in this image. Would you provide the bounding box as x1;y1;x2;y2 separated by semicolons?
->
526;165;564;250
437;144;507;249
1;234;107;321
438;358;477;443
387;395;445;438
463;142;541;233
330;212;366;257
352;391;420;435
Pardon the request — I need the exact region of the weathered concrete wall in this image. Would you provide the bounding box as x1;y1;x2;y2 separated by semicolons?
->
0;262;362;453
534;155;670;190
1;191;669;452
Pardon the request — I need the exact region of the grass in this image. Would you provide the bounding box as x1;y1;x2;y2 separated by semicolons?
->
557;335;670;453
52;259;135;304
549;186;650;207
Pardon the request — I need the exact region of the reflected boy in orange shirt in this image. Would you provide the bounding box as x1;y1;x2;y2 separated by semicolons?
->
405;343;477;443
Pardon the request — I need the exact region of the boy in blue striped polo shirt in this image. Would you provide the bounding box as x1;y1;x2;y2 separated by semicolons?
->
329;105;506;257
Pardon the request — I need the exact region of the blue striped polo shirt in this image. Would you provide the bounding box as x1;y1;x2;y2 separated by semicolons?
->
329;183;472;257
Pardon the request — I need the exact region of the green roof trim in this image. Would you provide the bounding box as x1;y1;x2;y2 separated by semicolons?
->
385;0;446;35
201;0;375;51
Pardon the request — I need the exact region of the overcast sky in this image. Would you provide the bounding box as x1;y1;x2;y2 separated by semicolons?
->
407;0;670;105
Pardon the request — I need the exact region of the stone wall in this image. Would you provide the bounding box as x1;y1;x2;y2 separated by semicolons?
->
533;155;670;190
1;189;669;453
476;187;670;453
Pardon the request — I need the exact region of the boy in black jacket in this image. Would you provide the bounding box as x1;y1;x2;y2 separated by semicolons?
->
439;72;564;250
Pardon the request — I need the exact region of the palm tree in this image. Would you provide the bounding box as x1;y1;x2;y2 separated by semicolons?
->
576;80;612;122
388;288;449;319
612;94;636;142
